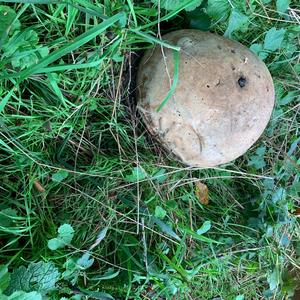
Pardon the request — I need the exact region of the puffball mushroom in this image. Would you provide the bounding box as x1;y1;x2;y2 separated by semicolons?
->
137;29;275;167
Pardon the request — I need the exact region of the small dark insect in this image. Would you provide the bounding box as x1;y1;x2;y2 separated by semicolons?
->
238;76;247;88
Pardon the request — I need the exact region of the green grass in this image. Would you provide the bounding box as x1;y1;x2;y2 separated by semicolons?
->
0;0;299;299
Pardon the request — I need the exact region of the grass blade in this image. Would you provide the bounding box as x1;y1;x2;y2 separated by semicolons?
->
131;29;180;51
0;89;15;113
18;12;125;79
0;0;58;3
152;216;181;241
65;4;78;36
139;0;202;30
126;0;138;27
156;49;180;112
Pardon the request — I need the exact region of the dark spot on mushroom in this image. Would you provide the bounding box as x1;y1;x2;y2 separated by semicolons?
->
231;65;236;71
217;45;222;49
238;76;247;88
206;85;210;88
231;49;236;53
185;61;188;64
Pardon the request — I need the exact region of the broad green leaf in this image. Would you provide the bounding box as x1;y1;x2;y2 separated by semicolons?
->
112;51;123;63
276;0;290;13
151;0;204;11
155;206;167;219
6;262;60;295
76;253;94;269
0;208;17;227
287;136;300;156
48;223;74;250
5;266;30;294
196;220;211;235
188;9;211;31
62;258;79;284
2;29;39;57
90;268;119;281
184;0;204;11
248;146;266;170
207;0;231;21
264;27;286;51
7;291;42;300
250;43;269;60
26;262;60;292
256;146;266;156
224;9;249;38
289;182;300;194
124;167;147;182
152;217;181;241
51;170;69;182
263;178;274;190
151;168;167;182
248;156;266;169
267;268;280;291
279;233;290;247
272;188;286;203
0;0;58;2
166;199;177;209
78;289;114;300
11;47;49;69
278;91;299;106
0;265;10;292
0;6;20;42
70;296;82;300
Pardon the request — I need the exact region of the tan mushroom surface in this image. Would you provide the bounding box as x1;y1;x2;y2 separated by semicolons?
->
137;29;275;167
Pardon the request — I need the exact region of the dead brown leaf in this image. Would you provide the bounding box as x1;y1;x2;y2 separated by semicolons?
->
195;181;209;205
33;180;45;193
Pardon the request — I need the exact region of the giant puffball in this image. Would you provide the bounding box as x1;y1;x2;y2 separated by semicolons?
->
137;30;275;167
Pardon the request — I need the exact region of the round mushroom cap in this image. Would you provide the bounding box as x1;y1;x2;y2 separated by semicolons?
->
137;29;275;167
